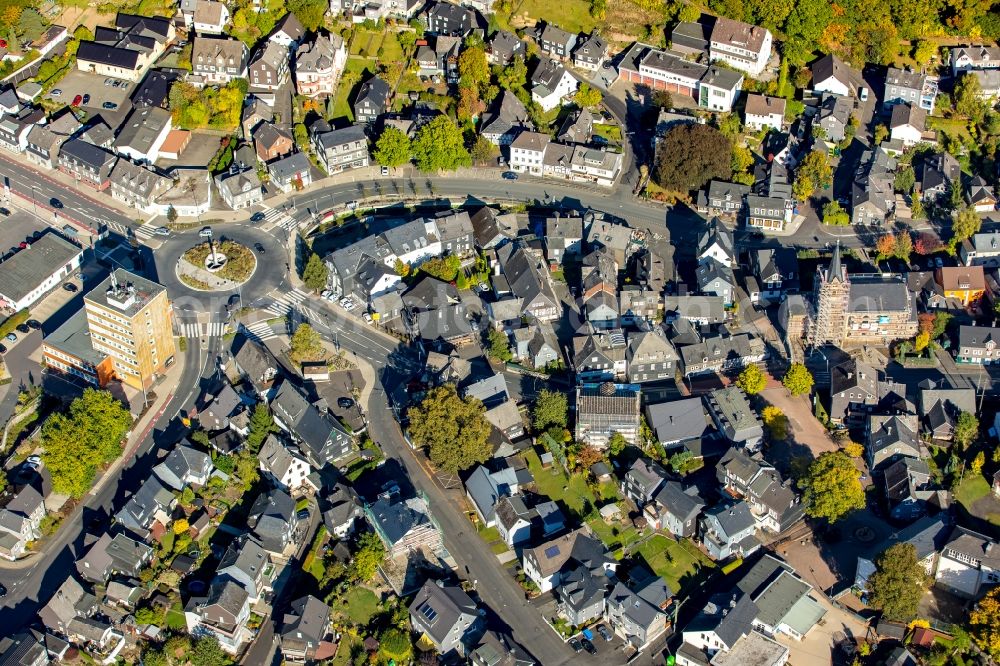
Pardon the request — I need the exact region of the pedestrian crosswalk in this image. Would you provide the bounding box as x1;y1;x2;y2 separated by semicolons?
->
261;207;299;232
104;221;131;236
134;222;161;241
241;320;279;341
265;288;308;317
178;321;227;339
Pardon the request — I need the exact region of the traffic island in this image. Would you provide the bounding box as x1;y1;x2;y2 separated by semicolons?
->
176;240;257;291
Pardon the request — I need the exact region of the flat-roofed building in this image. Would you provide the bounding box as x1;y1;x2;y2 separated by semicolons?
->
0;232;82;311
42;310;116;387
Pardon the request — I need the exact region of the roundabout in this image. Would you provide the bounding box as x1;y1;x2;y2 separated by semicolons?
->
177;239;257;291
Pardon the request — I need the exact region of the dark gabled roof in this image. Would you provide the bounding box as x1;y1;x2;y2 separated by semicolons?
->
811;53;855;87
248;487;295;549
355;77;391;109
76;40;140;69
481;90;532;138
653;480;705;522
488;29;523;62
367;494;433;545
271;381;350;460
959;324;1000;349
60;138;117;170
282;595;330;648
313;123;366;151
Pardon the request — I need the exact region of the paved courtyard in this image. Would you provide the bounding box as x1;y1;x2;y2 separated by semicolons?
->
776;593;870;665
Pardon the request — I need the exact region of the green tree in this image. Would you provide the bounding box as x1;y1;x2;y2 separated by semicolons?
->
952;207;982;248
349;531;386;582
286;0;326;30
190;429;210;447
653;123;732;192
289;323;325;363
782;0;833;64
292;122;309;152
792;174;815;201
969;588;1000;658
761;405;788;440
678;2;701;22
497;55;527;91
913;39;936;66
868;543;928;621
191;636;232;666
781;363;814;396
533;389;568;431
874;124;889;144
487;328;512;362
458;45;489;89
894;165;916;193
574;83;602;108
822;200;850;225
407;385;492;473
607;432;627;456
233;449;259;489
42;389;132;498
373;126;411;167
379;628;413;662
17;8;46;43
411;115;471;172
301;252;329;291
245;404;276;453
971;450;986;475
800;450;866;523
955;72;986;121
166;205;178;224
796;150;833;190
954;411;979;450
736;364;767;395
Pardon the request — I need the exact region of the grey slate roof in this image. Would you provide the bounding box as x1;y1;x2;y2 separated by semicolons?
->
646;398;711;444
281;595;330;652
0;233;81;305
248;488;296;552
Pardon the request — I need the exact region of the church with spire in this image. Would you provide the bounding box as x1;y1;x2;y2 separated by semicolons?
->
782;243;919;347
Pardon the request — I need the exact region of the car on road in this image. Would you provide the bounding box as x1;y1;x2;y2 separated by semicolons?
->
345;200;358;211
381;166;389;176
581;638;597;655
337;397;354;409
859;86;869;102
82;94;90;105
254;242;265;254
0;583;6;597
502;171;518;180
0;207;9;215
104;78;113;86
50;198;63;208
324;292;336;302
63;283;77;292
51;88;62;96
250;211;265;223
296;508;310;520
5;333;15;342
102;101;118;110
596;625;612;642
199;227;213;238
15;324;29;334
154;226;170;236
568;638;583;653
227;294;240;308
17;241;26;249
72;94;82;107
321;290;332;299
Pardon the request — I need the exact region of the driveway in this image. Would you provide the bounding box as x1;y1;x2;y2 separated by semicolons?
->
776;593;870;665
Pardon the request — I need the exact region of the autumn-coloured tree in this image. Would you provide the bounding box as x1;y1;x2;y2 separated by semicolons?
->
918;312;935;335
971;451;986;475
843;441;865;458
914;232;943;255
576;445;603;470
876;233;897;259
914;331;930;353
969;587;1000;658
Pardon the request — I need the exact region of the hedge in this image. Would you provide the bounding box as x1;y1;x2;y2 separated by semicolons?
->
0;309;30;339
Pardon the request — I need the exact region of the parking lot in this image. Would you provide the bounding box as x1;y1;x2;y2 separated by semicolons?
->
0;207;55;261
46;69;134;125
154;129;225;170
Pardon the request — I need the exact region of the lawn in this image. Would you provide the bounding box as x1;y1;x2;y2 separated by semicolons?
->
166;603;187;630
524;448;596;516
349;29;385;57
634;534;715;594
331;57;376;121
587;517;642;553
955;473;991;509
331;635;361;666
927;115;972;142
593;123;622;144
332;586;381;626
508;0;597;34
379;31;406;64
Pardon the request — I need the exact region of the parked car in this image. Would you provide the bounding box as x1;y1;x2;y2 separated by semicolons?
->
321;290;332;299
345;200;358;211
0;583;6;597
0;207;9;215
102;102;118;110
858;86;869;102
581;638;597;655
15;324;29;334
568;638;583;653
596;625;612;642
63;283;77;292
362;312;373;324
5;333;15;342
26;455;41;466
104;78;113;86
502;171;518;180
199;227;213;238
381;166;389;176
250;211;265;223
337;397;355;409
154;226;170;236
50;89;62;96
296;509;310;520
72;94;82;107
0;344;7;354
25;320;40;330
935;257;944;268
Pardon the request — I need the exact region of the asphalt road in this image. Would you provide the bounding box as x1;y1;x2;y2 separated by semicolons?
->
0;333;217;628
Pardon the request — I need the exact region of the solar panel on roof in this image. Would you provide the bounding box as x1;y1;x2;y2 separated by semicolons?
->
544;545;561;558
419;602;438;622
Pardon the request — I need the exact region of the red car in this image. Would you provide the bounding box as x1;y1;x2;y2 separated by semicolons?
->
71;94;82;107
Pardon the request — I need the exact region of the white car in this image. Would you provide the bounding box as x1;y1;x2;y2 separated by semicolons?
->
362;313;373;324
325;292;337;302
858;86;869;102
199;226;213;238
321;290;332;299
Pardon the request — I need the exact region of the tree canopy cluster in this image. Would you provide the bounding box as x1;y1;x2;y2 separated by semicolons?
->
653;124;732;193
800;450;865;523
169;80;246;130
868;542;928;621
407;385;492;473
42;389;133;498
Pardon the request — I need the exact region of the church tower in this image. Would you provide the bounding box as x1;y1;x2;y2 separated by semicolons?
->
810;242;851;345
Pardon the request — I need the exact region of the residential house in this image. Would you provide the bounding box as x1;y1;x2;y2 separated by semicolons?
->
620;287;661;325
951;44;1000;73
889;102;930;148
645;398;713;451
960;230;1000;267
699;500;760;561
957;324;1000;364
254;123;294;162
191;36;249;86
810;53;858;97
815;92;853;143
464;463;528;527
621;457;669;507
557;108;593;143
749;247;798;304
663;295;726;325
76;532;154;583
403;277;475;347
310;121;370;174
851;147;897;225
322;482;363;538
574;382;641;448
432;209;474;256
193;0;229;34
232;334;279;396
271;381;354;467
545;214;584;265
935;526;1000;598
644;480;705;537
855;514;952;590
0;486;45;560
76;14;174;83
866;413;923;470
884;67;938;112
495;495;534;547
486;29;524;65
268;152;313;192
248;488;298;554
40;577;98;635
280;596;333;663
409;580;484;657
108;160;172;213
709;17;772;78
249;40;290;90
470;631;536;666
269;12;305;49
364;492;443;558
480;90;533;146
935;266;986;306
258;434;314;492
605;576;671;650
216;534;272;602
828;358;880;425
573;32;607;71
717;448;803;533
58;139;117;190
918;386;975;441
679;332;766;378
921;151;960;202
425;1;475;35
354;77;391;123
967;175;997;213
215;167;263;210
24;125;64;169
746;195;792;234
626;330;678;383
295;32;347;97
185;578;253;653
536;23;577;60
883;457;939;520
530;56;577;111
698;219;736;267
677;593;761;664
557;563;611;626
513;324;560;369
743;94;784;132
115;476;176;537
522;528;615;593
153;443;213;490
500;245;560;322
